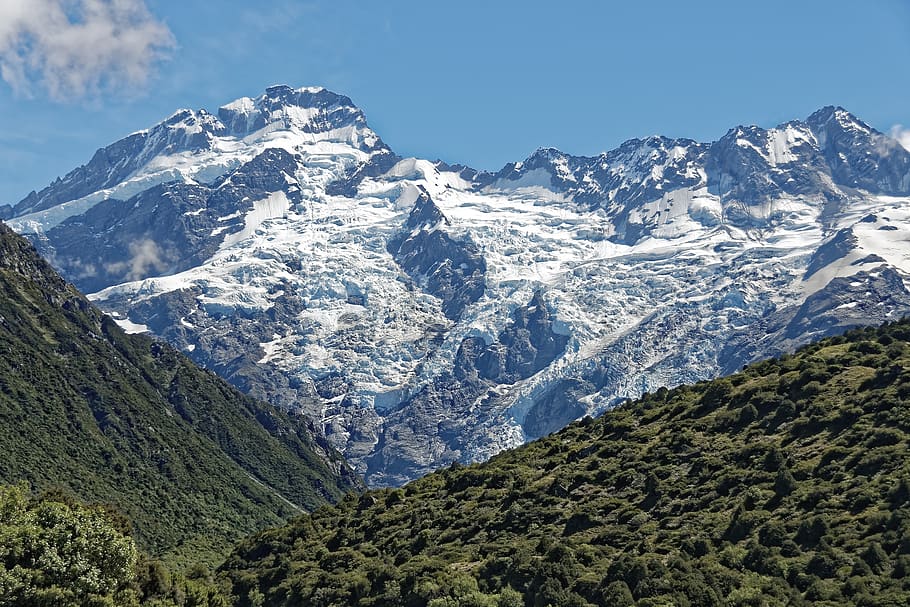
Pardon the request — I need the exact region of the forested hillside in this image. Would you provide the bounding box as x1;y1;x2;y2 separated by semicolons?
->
221;321;910;606
0;222;360;566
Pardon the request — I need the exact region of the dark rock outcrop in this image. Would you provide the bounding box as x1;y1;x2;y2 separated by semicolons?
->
387;187;486;321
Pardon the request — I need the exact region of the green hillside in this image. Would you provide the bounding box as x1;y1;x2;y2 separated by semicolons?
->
220;320;910;606
0;222;361;566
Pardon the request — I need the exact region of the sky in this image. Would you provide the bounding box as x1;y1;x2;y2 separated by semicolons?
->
0;0;909;206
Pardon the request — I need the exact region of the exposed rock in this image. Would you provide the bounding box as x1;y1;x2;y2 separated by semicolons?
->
387;187;486;321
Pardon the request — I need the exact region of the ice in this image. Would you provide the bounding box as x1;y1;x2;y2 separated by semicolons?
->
113;317;149;334
220;191;291;249
258;334;285;364
34;89;910;481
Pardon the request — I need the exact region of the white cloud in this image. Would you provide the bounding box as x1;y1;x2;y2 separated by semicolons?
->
104;238;168;280
0;0;174;101
889;125;910;152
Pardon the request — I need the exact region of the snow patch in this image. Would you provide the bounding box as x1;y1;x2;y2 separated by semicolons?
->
220;191;291;249
113;317;149;334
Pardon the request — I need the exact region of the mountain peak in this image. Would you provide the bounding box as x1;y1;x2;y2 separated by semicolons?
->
806;105;871;134
256;84;355;112
217;84;385;151
160;107;225;135
527;146;568;160
264;83;325;96
404;185;449;229
801;105;910;195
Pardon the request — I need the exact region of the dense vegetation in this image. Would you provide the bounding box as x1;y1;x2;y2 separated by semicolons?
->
0;223;360;565
0;483;237;606
0;483;138;606
221;320;910;606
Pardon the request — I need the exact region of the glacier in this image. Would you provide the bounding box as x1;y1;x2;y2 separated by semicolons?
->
8;86;910;486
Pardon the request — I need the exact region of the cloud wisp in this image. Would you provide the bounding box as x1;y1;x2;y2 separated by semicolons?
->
890;125;910;153
0;0;174;101
104;239;168;281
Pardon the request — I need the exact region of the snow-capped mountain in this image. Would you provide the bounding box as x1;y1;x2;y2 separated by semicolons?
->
9;86;910;485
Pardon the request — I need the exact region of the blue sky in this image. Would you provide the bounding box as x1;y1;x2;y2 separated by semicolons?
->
1;0;909;205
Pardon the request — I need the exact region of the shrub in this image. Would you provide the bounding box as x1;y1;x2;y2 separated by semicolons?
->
0;483;139;607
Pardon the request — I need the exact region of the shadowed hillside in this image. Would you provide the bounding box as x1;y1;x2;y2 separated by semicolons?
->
0;222;361;565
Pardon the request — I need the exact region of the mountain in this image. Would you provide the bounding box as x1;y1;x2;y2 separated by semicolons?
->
0;221;359;565
8;86;910;486
219;320;910;606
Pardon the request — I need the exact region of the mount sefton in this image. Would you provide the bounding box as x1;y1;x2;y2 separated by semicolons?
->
7;85;910;486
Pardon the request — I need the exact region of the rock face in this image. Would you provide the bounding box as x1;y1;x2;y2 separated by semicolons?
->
9;88;910;486
467;290;569;384
387;186;486;321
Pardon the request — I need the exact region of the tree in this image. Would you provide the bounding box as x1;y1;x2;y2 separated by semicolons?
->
0;483;139;606
496;587;524;607
600;581;634;606
774;467;797;496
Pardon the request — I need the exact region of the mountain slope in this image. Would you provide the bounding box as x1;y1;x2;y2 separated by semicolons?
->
8;87;910;485
0;222;360;564
220;320;910;606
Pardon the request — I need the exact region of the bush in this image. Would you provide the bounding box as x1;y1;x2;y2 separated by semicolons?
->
862;542;890;574
774;468;797;496
0;483;139;606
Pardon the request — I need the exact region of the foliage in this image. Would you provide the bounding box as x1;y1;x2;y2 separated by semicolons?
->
0;482;139;606
0;483;234;607
220;320;910;606
0;223;360;565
